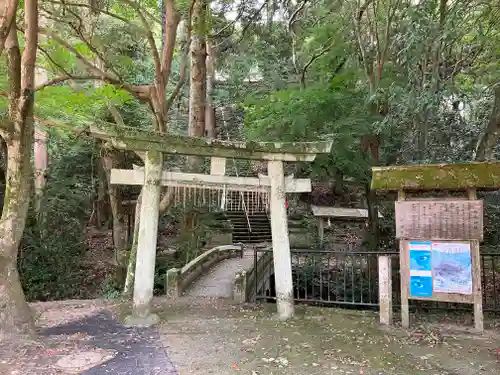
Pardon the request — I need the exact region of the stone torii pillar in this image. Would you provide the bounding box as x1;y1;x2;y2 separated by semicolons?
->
89;124;332;324
268;160;294;318
124;150;163;326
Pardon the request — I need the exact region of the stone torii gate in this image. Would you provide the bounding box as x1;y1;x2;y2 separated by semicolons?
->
89;124;332;325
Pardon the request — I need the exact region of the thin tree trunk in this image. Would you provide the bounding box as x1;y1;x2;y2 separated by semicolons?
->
0;0;18;56
123;188;142;298
205;40;215;138
0;136;6;214
0;0;38;334
33;15;48;214
33;127;47;213
474;86;500;161
95;158;109;229
102;149;128;266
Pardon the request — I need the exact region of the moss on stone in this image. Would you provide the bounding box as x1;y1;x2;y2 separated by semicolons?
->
371;162;500;191
89;122;332;160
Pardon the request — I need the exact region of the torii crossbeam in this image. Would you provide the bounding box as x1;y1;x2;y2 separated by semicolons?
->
89;123;332;325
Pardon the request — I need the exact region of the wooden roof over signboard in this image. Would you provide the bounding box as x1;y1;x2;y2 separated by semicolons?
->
371;161;500;191
311;205;383;219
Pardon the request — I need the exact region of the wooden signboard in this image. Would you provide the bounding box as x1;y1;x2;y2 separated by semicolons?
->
396;197;483;332
395;200;483;241
371;163;488;332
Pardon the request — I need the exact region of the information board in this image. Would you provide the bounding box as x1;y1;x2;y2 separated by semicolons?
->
431;242;472;295
395;200;483;240
409;241;433;298
401;241;473;302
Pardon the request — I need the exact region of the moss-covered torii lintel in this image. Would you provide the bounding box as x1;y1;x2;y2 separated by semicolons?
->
88;123;333;161
371;161;500;191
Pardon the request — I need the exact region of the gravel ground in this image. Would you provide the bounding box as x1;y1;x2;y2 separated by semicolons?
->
1;298;499;375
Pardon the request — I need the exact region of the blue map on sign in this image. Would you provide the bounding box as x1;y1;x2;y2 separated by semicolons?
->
410;276;432;298
409;250;431;271
432;244;472;294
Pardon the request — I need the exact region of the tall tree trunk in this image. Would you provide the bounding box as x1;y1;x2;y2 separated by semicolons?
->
188;0;207;138
33;15;48;215
474;86;500;161
187;0;207;171
0;0;38;335
205;39;215;139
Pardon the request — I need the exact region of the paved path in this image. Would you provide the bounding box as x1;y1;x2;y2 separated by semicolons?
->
185;249;256;297
43;311;177;374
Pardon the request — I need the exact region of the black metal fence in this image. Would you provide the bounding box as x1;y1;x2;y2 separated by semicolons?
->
253;249;500;312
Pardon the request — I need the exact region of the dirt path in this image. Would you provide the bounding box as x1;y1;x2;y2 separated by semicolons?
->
158;298;500;375
0;299;499;375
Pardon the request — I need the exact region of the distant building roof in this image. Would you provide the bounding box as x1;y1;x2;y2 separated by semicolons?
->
311;205;383;219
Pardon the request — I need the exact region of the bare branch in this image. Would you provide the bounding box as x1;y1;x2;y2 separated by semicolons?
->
120;0;162;84
219;2;267;52
212;5;245;38
40;28;150;100
62;7;123;79
41;28;110;76
35;75;107;91
300;39;335;88
115;0;162;24
43;1;132;24
288;0;309;31
166;14;193;112
37;45;72;76
107;102;126;127
160;0;182;85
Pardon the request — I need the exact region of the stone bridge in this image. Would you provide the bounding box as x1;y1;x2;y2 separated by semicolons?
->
166;245;274;302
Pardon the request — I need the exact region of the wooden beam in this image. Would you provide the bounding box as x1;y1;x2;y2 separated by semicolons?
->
88;124;332;161
110;169;312;193
371;161;500;191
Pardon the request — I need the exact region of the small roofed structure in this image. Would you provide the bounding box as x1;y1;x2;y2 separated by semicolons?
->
311;205;383;244
371;161;500;191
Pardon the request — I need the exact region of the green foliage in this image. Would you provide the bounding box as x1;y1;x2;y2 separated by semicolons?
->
19;136;96;301
166;204;226;265
244;79;376;179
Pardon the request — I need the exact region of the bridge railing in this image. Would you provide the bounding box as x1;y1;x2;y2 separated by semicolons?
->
166;244;244;297
233;247;274;302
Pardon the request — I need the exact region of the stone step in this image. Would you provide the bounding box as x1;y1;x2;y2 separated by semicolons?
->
233;238;272;244
231;219;269;224
233;232;272;237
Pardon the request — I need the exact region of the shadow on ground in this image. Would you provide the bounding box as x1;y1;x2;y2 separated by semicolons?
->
42;311;177;374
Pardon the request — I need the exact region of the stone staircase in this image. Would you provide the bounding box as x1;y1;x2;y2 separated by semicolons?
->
224;190;272;244
225;211;272;244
